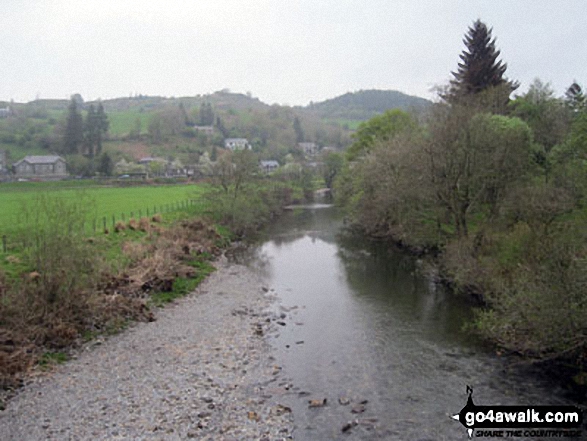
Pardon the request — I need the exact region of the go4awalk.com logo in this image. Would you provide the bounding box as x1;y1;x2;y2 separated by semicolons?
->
451;386;584;438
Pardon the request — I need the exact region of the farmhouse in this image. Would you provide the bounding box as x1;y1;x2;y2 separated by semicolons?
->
224;138;251;151
260;160;279;174
13;155;68;179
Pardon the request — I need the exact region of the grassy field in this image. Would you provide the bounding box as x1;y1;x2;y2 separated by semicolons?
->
0;182;209;238
107;111;152;136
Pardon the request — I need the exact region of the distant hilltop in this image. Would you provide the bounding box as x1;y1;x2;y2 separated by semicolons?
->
304;89;431;120
4;89;431;123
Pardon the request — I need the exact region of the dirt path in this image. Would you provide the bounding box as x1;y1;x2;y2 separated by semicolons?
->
0;257;293;440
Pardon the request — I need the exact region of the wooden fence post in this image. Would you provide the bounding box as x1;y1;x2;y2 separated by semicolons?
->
2;235;6;253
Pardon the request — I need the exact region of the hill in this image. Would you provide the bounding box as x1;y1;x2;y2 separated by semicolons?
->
303;89;431;121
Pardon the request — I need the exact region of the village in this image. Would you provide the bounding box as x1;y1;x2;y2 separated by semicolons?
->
0;138;338;182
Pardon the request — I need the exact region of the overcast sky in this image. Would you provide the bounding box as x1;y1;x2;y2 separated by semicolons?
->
1;1;585;105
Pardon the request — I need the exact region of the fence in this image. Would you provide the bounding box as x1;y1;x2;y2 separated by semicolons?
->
1;198;201;254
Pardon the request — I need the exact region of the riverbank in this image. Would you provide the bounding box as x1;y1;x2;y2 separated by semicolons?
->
0;257;294;440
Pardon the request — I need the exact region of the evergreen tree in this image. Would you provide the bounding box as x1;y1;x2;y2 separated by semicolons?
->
64;97;84;154
199;103;214;125
95;102;109;155
293;116;304;143
97;152;114;176
447;20;518;101
83;102;109;158
215;116;228;137
565;82;586;114
84;104;99;158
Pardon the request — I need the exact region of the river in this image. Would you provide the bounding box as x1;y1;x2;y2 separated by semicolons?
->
239;204;578;440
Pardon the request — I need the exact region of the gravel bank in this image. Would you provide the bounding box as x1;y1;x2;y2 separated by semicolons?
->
0;257;294;440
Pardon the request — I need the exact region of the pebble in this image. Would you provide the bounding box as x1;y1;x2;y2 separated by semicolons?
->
0;261;294;440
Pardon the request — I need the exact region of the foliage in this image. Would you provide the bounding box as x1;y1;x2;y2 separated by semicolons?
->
293;116;304;143
321;151;343;189
63;98;84;154
346;109;418;161
307;89;431;120
198;102;215;126
446;20;518;102
83;102;109;158
510;79;571;179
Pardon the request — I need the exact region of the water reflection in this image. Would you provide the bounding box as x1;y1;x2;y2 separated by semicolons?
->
242;205;574;440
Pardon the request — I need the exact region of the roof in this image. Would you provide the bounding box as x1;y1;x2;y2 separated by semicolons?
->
138;157;166;163
260;160;279;167
15;155;65;165
225;138;249;143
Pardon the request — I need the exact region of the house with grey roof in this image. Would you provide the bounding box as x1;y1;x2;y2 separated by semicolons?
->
13;155;67;179
224;138;251;151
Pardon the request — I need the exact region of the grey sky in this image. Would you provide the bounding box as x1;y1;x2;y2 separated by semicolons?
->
1;0;585;105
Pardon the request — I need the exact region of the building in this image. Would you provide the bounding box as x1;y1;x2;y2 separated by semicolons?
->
0;107;11;118
224;138;251;151
194;126;215;136
0;150;6;173
260;160;280;174
13;155;67;178
298;142;317;155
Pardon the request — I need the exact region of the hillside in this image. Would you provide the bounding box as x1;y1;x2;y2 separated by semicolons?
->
303;89;431;121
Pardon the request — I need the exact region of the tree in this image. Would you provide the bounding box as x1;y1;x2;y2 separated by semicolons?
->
97;152;114;176
95;102;109;155
83;102;109;158
199;102;214;125
446;20;518;102
293;116;304;143
510;79;571;178
346;109;418;161
565;81;586;115
427;105;533;237
84;104;98;158
215;116;228;137
63;97;84;154
322;151;343;189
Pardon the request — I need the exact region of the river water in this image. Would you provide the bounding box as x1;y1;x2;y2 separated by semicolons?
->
242;204;577;440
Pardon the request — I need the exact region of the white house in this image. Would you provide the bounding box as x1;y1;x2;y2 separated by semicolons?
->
224;138;251;151
260;160;280;174
298;142;317;155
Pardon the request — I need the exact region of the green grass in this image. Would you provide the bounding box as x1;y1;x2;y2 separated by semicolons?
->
0;182;210;238
149;258;216;307
38;351;68;369
107;111;152;136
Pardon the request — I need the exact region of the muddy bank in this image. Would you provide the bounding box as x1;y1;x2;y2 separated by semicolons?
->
0;258;293;440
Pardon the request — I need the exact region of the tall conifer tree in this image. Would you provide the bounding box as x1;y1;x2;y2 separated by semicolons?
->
64;97;84;154
447;20;518;101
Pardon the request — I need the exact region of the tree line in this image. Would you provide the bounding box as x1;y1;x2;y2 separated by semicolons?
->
334;20;587;373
